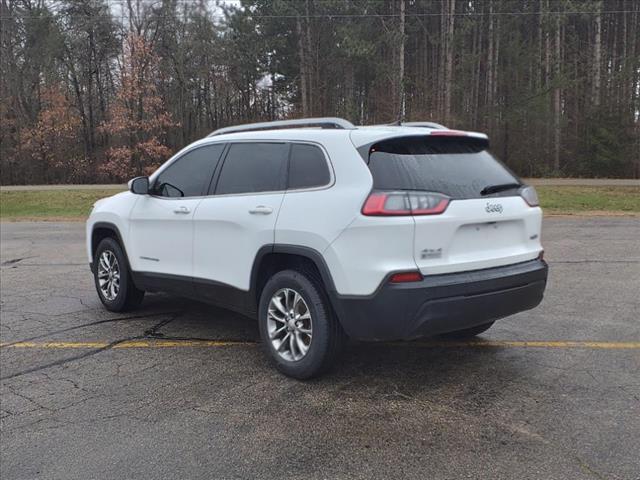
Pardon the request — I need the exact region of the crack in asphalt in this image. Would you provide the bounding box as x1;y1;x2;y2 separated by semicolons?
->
0;255;37;266
0;312;256;382
143;315;179;337
0;337;140;381
4;384;55;413
0;311;179;348
1;257;24;266
0;314;187;381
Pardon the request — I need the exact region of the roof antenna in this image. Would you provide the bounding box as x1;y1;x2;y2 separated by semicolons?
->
388;117;402;126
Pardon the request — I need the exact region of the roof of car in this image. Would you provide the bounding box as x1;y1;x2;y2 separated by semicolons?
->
200;125;488;149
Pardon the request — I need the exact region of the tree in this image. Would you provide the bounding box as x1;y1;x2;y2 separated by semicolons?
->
99;34;176;180
20;86;86;183
57;0;120;162
1;0;639;183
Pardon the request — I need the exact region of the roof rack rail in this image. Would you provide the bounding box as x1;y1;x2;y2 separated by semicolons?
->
208;117;356;136
399;121;448;130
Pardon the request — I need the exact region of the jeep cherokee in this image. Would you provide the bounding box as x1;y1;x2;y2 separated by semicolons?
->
87;117;548;379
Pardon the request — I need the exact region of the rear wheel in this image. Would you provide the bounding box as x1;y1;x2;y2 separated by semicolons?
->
441;321;495;339
93;237;144;312
258;269;345;379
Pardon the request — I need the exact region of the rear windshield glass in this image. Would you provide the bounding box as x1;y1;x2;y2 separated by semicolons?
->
367;136;520;199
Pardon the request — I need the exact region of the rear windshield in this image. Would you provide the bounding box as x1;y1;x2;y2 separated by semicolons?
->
367;136;520;199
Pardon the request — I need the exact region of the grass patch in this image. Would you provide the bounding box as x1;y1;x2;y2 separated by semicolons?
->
536;186;640;214
1;185;638;220
0;189;124;220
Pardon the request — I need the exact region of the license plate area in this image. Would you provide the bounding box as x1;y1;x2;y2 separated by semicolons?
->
449;220;525;259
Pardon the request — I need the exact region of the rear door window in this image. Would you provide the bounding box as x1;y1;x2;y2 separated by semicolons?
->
215;143;288;195
368;136;520;199
288;143;331;189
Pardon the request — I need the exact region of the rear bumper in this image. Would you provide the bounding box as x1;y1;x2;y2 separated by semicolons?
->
331;259;548;341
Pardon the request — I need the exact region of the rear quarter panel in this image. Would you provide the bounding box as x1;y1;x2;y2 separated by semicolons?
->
275;137;372;255
323;215;418;296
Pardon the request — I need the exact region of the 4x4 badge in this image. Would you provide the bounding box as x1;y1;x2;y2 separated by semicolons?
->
420;248;442;259
485;202;503;213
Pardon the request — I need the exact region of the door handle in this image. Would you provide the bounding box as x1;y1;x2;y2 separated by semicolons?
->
173;206;191;214
249;205;273;215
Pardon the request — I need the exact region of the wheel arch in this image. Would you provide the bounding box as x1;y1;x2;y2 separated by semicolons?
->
90;222;131;268
250;245;338;306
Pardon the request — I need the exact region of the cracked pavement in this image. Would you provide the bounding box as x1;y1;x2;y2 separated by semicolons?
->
1;218;639;479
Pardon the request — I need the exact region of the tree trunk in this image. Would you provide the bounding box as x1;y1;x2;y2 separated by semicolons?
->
592;0;602;107
398;0;406;120
443;0;455;124
304;0;314;115
493;15;500;112
544;0;551;89
553;13;562;173
472;15;482;125
487;0;494;124
538;0;543;90
296;16;308;117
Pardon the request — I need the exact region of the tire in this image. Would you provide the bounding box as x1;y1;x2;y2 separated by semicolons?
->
93;237;145;312
441;321;495;339
258;269;346;380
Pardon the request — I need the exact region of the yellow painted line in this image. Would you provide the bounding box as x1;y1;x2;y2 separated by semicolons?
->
0;340;256;349
401;340;640;350
1;340;639;350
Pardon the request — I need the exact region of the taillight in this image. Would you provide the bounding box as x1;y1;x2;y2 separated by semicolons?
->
362;191;450;216
519;185;539;207
361;191;411;215
389;271;423;283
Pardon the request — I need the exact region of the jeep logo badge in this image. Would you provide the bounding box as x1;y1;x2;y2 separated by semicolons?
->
485;202;503;213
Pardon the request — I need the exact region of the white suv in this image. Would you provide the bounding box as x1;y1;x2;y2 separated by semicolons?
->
87;117;548;378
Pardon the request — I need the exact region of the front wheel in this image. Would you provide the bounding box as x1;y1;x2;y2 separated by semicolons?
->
93;237;145;312
258;269;345;379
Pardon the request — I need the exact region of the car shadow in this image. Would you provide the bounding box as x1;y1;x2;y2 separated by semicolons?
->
140;293;527;393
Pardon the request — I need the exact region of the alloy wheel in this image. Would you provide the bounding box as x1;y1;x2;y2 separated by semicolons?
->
97;250;120;301
267;288;313;362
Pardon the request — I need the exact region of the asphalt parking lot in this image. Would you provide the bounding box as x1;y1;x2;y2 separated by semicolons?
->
1;217;639;479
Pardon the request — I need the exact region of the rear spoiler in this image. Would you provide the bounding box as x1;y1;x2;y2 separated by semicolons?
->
356;130;490;162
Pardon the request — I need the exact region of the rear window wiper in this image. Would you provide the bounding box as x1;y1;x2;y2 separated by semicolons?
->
480;183;522;196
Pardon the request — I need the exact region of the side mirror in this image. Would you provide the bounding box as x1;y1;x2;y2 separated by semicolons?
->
128;176;149;195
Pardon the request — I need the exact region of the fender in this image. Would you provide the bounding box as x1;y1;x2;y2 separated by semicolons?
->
249;244;338;297
248;244;347;326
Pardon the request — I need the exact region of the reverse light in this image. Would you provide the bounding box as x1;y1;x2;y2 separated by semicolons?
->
520;185;539;207
362;191;450;216
389;271;424;283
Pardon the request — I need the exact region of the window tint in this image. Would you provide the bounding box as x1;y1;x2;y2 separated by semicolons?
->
368;136;520;199
288;143;331;189
216;143;288;195
154;144;224;197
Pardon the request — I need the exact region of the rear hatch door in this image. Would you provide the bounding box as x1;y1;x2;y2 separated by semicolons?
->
366;134;542;275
